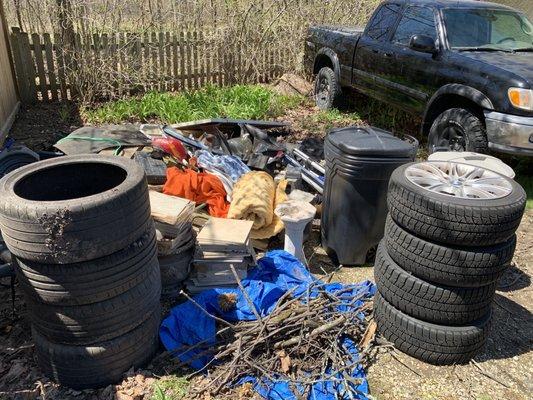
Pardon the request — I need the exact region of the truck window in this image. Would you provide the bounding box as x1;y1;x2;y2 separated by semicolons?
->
443;9;533;50
393;6;437;45
366;3;401;42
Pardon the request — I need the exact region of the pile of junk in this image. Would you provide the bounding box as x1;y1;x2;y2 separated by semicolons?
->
0;119;527;399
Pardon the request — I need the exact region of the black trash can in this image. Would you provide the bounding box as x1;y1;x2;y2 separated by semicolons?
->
321;126;418;265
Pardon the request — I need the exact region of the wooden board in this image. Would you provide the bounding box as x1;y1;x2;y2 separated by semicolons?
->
149;190;194;225
197;217;253;247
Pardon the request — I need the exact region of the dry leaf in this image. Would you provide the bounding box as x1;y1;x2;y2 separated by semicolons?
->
218;293;238;312
277;350;291;373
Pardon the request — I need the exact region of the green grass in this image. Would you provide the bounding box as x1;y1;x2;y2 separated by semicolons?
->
83;85;305;124
151;376;189;400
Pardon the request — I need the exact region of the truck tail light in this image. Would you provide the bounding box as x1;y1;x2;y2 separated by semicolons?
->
508;88;533;111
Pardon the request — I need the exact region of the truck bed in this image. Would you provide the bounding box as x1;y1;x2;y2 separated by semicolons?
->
305;25;364;85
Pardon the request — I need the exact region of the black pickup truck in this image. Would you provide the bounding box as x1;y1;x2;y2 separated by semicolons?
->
304;0;533;156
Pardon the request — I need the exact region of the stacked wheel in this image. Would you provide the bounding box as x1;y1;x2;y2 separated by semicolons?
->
374;161;526;364
0;155;161;388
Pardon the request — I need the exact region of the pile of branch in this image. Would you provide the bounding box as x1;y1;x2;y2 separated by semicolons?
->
181;276;375;399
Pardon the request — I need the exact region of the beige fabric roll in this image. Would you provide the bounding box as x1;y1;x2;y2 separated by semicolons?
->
227;171;288;239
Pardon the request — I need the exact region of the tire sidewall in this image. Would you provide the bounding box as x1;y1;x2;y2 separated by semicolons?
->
314;67;336;110
0;155;147;219
429;108;487;153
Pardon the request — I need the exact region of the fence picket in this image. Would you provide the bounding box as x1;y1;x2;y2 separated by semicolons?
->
185;31;193;90
19;32;37;101
10;29;30;102
172;33;179;91
165;32;171;92
199;31;205;87
31;33;48;100
151;32;158;91
179;31;186;90
54;33;68;101
43;33;58;101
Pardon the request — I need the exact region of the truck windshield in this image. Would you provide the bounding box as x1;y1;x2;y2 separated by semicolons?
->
443;8;533;51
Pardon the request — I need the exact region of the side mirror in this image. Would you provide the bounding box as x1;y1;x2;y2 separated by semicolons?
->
409;34;437;54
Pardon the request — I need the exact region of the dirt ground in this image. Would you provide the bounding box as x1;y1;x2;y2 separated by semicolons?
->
1;101;531;400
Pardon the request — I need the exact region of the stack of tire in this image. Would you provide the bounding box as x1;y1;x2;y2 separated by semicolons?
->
0;155;161;388
374;161;526;364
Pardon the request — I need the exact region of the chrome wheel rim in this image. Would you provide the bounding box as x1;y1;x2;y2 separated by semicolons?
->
405;162;512;199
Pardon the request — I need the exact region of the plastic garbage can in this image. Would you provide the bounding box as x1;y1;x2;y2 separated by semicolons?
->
321;126;418;265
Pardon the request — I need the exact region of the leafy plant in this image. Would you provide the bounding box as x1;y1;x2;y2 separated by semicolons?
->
150;377;189;400
83;85;305;124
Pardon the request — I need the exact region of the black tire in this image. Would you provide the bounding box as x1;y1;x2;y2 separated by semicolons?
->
388;162;526;247
33;307;160;389
428;108;488;153
0;155;152;264
15;228;158;305
375;242;495;325
27;263;161;345
374;292;491;365
314;67;342;110
159;248;192;299
159;248;193;285
385;216;514;287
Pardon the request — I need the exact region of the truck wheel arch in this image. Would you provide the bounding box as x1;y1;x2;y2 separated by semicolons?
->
422;84;494;136
313;48;341;81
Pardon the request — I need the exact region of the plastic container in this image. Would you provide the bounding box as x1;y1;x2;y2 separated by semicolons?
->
321;126;418;265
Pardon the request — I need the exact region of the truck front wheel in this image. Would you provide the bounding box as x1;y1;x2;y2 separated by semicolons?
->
428;108;488;154
314;67;342;110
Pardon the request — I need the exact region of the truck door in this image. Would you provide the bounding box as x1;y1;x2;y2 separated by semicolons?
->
387;6;443;113
352;2;402;103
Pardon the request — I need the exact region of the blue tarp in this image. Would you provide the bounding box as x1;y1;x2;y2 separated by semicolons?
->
160;250;375;400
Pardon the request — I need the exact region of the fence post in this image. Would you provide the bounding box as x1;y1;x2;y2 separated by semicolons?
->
17;30;37;102
10;28;30;102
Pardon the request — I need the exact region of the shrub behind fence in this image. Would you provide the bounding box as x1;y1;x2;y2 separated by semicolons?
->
10;28;286;103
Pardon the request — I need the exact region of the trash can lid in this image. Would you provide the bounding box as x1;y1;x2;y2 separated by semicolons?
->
327;126;417;158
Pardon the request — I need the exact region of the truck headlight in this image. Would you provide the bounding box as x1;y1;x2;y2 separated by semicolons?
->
508;88;533;111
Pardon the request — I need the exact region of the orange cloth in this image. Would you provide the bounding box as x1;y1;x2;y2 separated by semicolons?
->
163;168;230;218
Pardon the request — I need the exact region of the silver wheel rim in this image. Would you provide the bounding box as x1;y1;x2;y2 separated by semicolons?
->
405;162;512;199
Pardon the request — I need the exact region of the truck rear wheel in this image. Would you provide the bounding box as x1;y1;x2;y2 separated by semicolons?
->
428;108;488;154
314;67;342;110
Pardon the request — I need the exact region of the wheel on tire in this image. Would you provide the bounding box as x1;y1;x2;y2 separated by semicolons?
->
374;291;490;365
374;241;495;325
428;108;488;153
33;307;160;389
388;161;526;247
384;215;515;287
0;155;152;264
314;67;342;110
